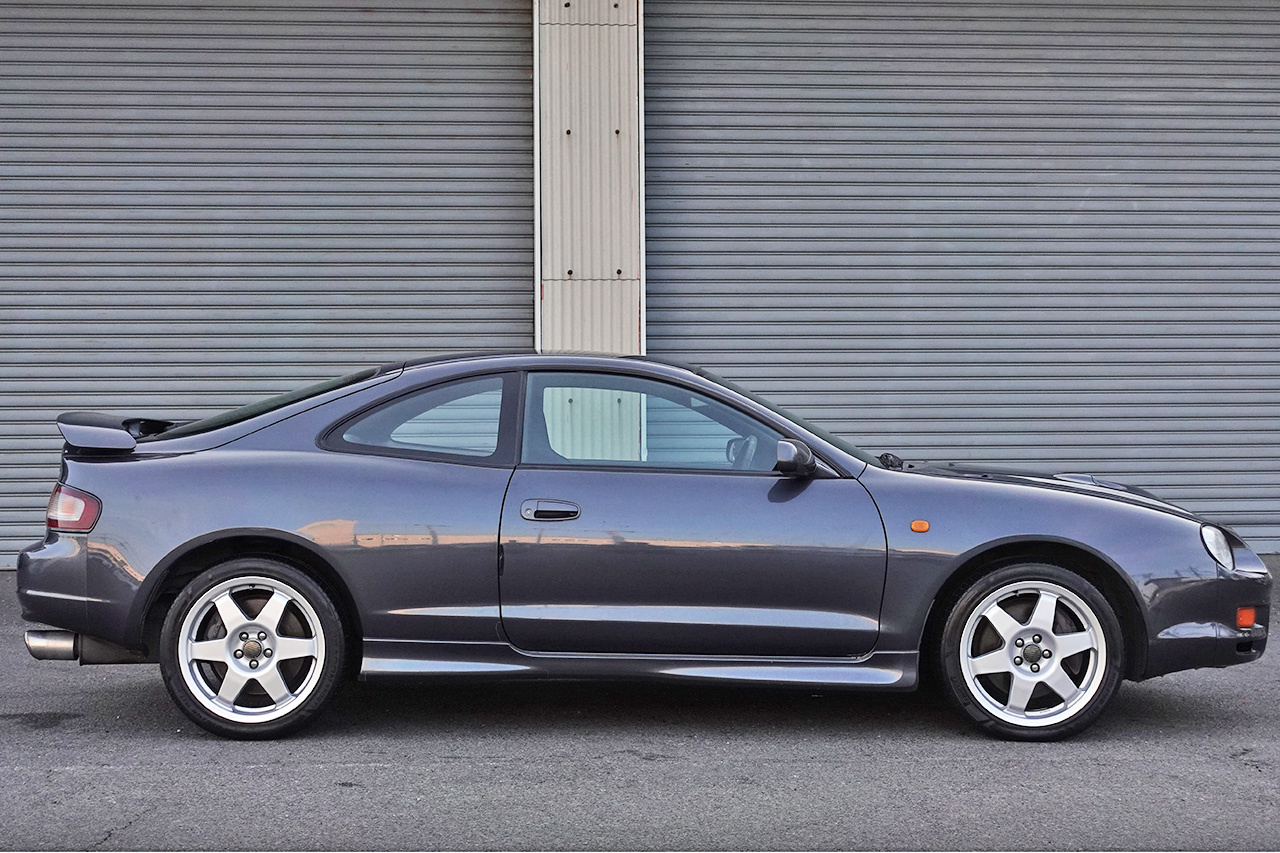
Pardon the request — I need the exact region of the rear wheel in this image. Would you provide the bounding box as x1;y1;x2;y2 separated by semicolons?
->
939;563;1124;741
159;558;345;739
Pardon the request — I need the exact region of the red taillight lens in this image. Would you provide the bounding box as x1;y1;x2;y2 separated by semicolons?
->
46;484;101;532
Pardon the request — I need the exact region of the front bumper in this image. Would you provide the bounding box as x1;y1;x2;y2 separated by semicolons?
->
1143;553;1271;679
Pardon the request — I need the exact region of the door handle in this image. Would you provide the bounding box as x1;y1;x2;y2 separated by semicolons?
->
520;499;580;522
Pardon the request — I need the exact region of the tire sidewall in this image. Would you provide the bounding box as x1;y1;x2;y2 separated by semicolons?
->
159;557;345;739
939;563;1125;741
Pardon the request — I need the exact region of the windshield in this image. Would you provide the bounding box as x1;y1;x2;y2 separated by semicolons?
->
697;369;883;468
155;367;381;440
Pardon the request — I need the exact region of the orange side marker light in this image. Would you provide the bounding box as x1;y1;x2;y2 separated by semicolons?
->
1237;607;1256;629
910;520;930;533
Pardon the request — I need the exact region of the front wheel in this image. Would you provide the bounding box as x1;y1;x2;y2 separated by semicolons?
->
159;558;345;739
939;564;1124;741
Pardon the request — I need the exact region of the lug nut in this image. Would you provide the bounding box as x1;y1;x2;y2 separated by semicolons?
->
240;632;249;641
1030;663;1040;673
258;631;267;641
1043;650;1052;659
1014;657;1023;666
1015;639;1025;648
1033;634;1042;643
234;649;244;659
264;649;273;658
249;660;259;669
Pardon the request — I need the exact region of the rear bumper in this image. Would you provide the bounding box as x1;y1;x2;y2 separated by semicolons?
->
16;535;95;636
19;537;157;663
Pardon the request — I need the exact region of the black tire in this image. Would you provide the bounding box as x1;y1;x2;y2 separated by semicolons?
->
939;563;1124;741
159;557;345;739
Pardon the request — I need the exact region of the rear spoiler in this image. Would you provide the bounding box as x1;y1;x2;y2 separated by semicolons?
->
56;413;176;452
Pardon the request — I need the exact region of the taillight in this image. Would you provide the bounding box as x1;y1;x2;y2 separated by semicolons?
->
46;484;101;532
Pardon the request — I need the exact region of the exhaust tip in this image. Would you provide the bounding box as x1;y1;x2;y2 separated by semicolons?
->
24;630;79;661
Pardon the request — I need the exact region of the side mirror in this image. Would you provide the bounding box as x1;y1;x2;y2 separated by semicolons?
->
775;439;817;477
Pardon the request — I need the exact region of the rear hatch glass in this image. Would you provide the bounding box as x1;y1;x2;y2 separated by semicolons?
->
151;367;380;441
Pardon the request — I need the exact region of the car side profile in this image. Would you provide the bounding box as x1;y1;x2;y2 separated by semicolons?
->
17;352;1271;740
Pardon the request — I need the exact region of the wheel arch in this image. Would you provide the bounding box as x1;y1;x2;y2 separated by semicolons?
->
137;529;363;672
920;537;1149;681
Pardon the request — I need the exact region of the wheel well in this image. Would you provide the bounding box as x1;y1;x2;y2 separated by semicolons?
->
920;541;1148;682
142;535;363;674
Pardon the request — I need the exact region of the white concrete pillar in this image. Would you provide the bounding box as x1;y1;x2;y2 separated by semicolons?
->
533;0;645;354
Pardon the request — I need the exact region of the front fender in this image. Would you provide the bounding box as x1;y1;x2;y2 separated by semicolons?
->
859;465;1217;661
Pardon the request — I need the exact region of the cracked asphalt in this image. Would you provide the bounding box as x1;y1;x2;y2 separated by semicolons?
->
0;567;1277;851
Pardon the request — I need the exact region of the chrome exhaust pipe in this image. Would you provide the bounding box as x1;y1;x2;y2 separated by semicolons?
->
24;630;150;664
24;630;78;660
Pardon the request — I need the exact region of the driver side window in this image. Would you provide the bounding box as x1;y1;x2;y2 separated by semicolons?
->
522;372;782;472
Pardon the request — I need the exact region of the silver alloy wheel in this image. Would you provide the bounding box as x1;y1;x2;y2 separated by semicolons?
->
177;575;326;724
959;580;1106;728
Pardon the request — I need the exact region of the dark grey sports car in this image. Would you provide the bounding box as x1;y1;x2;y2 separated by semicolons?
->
17;352;1271;740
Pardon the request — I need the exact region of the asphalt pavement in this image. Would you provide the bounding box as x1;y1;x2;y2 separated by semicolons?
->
0;567;1277;851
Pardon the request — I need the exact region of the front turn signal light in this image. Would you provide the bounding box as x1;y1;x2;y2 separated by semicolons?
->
911;520;930;533
1237;607;1257;629
46;484;101;532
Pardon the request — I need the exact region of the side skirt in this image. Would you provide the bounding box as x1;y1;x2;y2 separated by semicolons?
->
359;638;918;691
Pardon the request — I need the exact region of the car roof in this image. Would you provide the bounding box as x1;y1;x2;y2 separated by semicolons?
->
400;350;703;375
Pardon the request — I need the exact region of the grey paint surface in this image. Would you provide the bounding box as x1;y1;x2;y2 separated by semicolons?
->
499;467;887;656
2;571;1279;851
643;0;1280;551
15;355;1270;702
0;0;535;567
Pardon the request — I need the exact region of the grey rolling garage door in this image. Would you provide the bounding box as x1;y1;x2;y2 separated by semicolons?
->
644;0;1280;551
0;0;533;567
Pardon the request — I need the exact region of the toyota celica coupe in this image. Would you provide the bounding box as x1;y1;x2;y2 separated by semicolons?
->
17;352;1271;740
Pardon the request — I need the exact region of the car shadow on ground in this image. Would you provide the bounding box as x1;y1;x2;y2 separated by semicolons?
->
309;678;985;742
0;663;1240;745
300;674;1215;742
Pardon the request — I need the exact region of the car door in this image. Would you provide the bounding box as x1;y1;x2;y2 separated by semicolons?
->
498;370;887;657
321;371;519;643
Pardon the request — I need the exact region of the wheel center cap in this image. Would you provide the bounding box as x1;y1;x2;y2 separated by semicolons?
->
1022;643;1043;664
242;640;263;659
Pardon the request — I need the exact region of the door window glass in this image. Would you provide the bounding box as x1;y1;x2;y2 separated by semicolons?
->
522;372;782;472
339;375;507;460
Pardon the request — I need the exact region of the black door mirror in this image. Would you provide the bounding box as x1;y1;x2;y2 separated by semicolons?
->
775;439;817;477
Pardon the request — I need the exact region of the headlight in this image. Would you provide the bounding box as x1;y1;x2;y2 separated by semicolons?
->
1201;525;1235;571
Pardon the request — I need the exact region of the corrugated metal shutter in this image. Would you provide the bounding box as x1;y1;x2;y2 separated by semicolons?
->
644;0;1280;550
0;0;533;566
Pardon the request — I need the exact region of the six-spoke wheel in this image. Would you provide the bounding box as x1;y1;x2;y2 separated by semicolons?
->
160;558;345;739
940;563;1124;740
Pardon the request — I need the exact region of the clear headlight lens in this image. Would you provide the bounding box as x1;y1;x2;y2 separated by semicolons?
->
1201;525;1235;571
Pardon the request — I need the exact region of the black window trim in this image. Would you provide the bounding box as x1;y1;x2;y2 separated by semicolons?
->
319;370;521;468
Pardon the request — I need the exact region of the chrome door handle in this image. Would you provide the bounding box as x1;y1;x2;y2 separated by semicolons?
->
520;499;580;521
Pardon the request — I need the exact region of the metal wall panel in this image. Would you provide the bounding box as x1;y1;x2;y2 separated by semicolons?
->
0;0;534;567
644;0;1280;550
538;23;641;282
540;0;637;27
535;0;643;354
541;279;643;353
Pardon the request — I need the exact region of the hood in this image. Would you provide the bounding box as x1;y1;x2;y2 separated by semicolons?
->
897;460;1205;523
